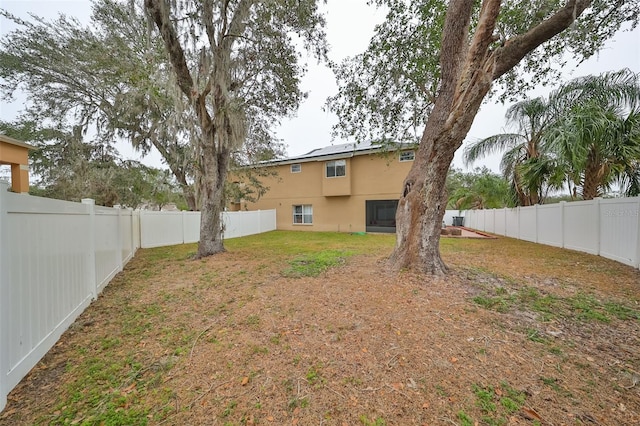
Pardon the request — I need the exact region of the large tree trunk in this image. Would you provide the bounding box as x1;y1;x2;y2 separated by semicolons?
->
389;0;590;275
390;0;497;275
390;80;493;274
196;138;229;257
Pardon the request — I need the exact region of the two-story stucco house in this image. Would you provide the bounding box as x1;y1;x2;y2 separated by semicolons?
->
231;141;415;233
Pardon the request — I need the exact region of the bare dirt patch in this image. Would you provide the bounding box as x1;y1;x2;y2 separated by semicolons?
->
1;231;639;425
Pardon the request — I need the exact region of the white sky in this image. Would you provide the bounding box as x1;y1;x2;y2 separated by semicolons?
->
1;0;639;173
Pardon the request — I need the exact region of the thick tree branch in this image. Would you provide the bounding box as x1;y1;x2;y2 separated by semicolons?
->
439;0;475;101
492;0;591;79
222;0;255;51
202;0;218;49
465;0;501;76
144;0;195;99
453;0;501;110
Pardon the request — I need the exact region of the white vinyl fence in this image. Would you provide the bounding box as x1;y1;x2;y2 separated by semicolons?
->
139;209;276;248
0;185;139;412
464;197;640;269
0;181;276;412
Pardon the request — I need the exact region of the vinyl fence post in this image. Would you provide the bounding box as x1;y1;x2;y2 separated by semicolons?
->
534;204;539;243
114;205;123;272
636;197;640;270
503;208;507;237
182;211;186;244
0;183;7;412
560;201;566;249
128;208;135;258
82;198;97;298
594;198;601;256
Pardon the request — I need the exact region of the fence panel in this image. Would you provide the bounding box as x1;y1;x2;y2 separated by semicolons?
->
139;210;277;247
260;209;277;233
599;198;640;267
466;210;479;230
140;211;184;248
537;204;562;247
464;196;639;270
518;206;537;242
1;190;273;413
564;200;598;255
484;210;495;233
505;208;519;238
494;209;506;236
132;210;141;251
119;209;133;265
473;210;486;232
223;211;260;239
183;212;200;244
95;206;122;292
0;188;93;411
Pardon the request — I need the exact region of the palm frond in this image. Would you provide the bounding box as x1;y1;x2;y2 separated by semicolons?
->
463;133;525;166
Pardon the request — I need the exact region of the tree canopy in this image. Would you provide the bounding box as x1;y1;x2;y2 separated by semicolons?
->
543;69;640;199
0;0;199;207
0;120;184;208
328;0;640;145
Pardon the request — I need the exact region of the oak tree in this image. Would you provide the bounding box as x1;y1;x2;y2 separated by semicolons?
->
0;0;199;209
144;0;326;257
329;0;639;275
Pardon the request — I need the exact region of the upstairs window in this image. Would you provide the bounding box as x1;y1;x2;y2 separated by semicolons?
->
326;159;346;177
290;163;301;173
399;150;415;162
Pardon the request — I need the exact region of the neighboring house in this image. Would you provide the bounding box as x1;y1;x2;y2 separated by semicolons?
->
231;141;415;233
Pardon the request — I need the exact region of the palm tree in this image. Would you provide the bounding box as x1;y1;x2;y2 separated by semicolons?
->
543;69;640;199
463;97;555;206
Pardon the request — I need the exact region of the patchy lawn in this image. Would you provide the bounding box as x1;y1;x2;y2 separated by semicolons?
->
1;231;639;425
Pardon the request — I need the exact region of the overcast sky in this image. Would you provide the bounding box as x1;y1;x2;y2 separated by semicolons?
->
1;0;639;173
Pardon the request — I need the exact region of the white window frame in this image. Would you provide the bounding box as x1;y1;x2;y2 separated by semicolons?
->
325;159;346;178
399;150;415;162
293;204;313;225
290;163;301;173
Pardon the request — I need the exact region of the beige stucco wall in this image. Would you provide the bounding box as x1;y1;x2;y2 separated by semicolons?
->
239;151;413;232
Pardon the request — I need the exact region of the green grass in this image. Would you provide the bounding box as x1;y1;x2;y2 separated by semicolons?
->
462;382;528;426
458;410;474;426
306;364;324;385
472;384;497;413
225;230;394;256
359;415;386;426
282;249;353;277
471;279;639;324
472;294;514;312
604;301;640;320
